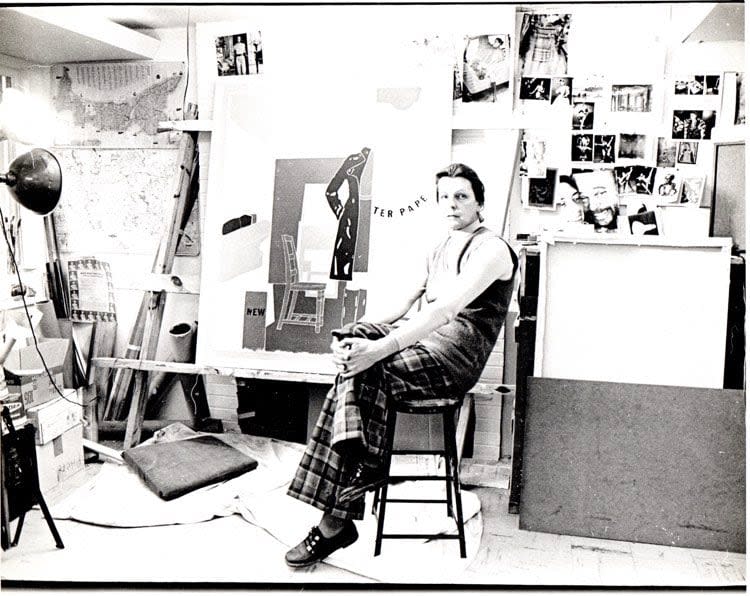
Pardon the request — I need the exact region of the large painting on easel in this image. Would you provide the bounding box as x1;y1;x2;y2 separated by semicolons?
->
196;63;452;373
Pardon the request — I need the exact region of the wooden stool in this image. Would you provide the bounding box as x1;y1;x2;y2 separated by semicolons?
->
373;395;467;557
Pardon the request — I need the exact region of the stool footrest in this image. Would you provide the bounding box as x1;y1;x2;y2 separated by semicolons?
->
381;534;461;540
392;449;445;455
383;498;449;503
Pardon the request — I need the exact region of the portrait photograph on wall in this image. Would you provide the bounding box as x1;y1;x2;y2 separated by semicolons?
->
677;140;699;164
215;31;263;76
525;168;557;209
654;168;679;203
656;137;677;167
672;109;717;140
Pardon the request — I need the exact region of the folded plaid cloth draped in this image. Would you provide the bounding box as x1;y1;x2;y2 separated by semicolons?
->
286;321;466;520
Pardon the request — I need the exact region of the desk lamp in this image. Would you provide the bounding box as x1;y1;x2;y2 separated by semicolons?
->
0;149;62;215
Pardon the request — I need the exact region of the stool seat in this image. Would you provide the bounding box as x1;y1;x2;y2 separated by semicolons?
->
394;396;462;414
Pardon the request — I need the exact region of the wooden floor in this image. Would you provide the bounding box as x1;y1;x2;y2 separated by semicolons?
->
1;461;745;590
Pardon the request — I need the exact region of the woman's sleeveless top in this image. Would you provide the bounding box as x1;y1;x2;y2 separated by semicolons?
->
418;227;518;390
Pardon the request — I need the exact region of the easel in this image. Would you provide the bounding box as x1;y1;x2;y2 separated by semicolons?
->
0;407;64;550
101;105;210;448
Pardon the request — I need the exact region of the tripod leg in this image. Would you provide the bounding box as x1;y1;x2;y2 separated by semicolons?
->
36;492;64;549
10;512;24;547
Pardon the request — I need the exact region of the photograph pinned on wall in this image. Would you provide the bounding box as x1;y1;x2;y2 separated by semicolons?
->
593;134;616;163
611;84;653;112
571;133;593;162
550;77;572;105
215;31;263;76
678;175;706;206
676;140;698;165
653;168;680;204
671;109;716;140
572;169;619;232
461;34;512;103
519;132;547;177
704;75;721;95
613;165;656;196
617;133;647;159
718;72;745;128
519;77;550;100
517;12;571;76
525;168;558;210
656;137;677;167
628;207;660;236
572;102;594;130
674;76;705;95
674;75;720;96
572;74;605;104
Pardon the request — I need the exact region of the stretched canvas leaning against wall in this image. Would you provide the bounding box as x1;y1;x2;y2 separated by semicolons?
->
196;70;453;374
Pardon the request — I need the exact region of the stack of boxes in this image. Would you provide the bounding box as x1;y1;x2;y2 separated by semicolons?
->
1;338;85;494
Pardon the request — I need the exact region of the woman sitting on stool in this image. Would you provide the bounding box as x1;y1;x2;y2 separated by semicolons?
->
285;163;518;568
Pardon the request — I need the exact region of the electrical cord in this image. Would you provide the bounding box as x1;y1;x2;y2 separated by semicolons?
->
0;204;97;408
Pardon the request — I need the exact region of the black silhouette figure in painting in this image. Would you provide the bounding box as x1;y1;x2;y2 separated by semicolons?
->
325;147;371;281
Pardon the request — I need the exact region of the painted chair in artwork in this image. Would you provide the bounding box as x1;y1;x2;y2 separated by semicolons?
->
276;234;326;333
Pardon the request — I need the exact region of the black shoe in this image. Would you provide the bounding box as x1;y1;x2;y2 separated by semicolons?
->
285;523;359;568
338;461;387;503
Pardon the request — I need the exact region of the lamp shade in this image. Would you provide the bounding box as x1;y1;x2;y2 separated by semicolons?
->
0;149;62;215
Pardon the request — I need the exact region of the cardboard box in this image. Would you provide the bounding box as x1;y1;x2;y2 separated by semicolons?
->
3;338;69;410
26;388;81;445
35;422;85;494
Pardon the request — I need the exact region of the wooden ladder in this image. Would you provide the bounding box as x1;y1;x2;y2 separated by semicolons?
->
102;105;203;447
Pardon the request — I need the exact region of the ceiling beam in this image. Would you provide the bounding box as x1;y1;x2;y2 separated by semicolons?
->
0;7;160;65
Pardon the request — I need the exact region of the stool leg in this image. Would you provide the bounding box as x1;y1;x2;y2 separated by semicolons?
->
374;406;397;557
442;410;454;518
444;408;466;558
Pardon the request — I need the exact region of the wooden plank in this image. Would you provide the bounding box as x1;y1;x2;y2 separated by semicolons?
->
124;370;149;448
113;273;200;294
519;377;746;553
158;119;213;132
82;438;123;464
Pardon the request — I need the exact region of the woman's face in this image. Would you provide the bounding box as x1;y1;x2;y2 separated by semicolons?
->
437;176;482;231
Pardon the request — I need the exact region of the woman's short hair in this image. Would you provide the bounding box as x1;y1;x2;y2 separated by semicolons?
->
435;163;485;207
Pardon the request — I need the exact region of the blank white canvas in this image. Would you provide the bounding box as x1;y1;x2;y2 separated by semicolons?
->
534;235;731;389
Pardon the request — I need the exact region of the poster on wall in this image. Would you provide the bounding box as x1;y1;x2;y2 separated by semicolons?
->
50;62;187;148
196;65;452;372
67;258;117;322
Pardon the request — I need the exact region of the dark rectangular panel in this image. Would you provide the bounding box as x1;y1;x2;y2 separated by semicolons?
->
520;377;745;552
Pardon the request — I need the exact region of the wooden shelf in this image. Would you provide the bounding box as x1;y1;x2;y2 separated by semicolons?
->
92;357;508;395
92;357;336;384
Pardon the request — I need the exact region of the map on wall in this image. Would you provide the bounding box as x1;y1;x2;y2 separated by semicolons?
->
51;62;187;148
53;148;200;256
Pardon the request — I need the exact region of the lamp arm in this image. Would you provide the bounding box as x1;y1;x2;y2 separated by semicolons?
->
0;171;15;186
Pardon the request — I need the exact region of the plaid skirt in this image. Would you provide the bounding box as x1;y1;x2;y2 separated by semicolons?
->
286;322;465;520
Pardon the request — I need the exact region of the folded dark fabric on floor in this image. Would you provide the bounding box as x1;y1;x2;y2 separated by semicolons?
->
122;435;258;500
